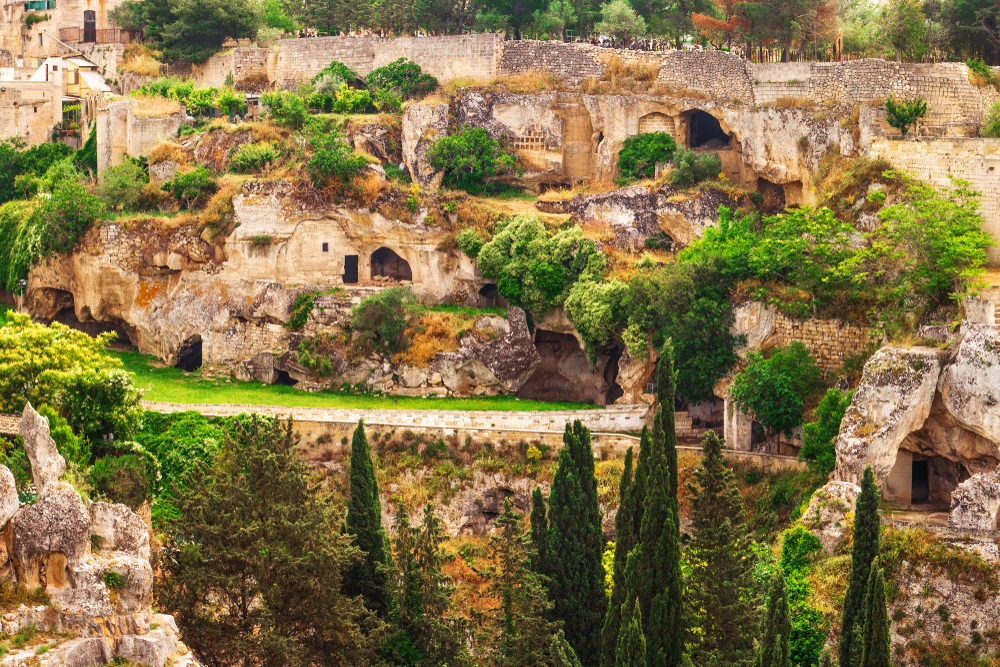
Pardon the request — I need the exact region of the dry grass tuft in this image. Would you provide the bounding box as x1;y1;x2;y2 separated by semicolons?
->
766;96;817;109
199;175;241;231
397;311;481;366
494;70;562;93
129;94;182;118
601;54;660;82
352;171;387;207
121;43;163;76
147;141;189;166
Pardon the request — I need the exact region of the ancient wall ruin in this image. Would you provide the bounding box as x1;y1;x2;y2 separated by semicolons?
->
96;98;184;175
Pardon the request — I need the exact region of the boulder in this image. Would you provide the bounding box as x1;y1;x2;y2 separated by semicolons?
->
938;324;1000;445
833;346;942;484
89;502;151;560
57;552;154;635
948;465;1000;532
801;480;860;553
18;404;66;495
402;103;448;189
0;465;19;527
38;637;113;667
399;367;427;388
615;346;656;405
12;485;91;590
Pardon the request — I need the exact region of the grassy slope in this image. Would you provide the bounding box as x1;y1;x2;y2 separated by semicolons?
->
115;350;596;411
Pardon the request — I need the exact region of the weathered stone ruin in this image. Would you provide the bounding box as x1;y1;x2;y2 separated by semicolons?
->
0;404;197;666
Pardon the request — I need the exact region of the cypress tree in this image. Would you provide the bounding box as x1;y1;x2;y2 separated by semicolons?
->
599;446;636;667
545;420;607;667
839;466;881;667
615;598;647;667
756;571;791;667
345;420;391;617
686;430;754;664
552;630;584;667
529;487;548;573
858;566;891;667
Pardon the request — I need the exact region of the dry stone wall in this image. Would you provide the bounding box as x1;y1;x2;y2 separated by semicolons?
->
771;314;874;374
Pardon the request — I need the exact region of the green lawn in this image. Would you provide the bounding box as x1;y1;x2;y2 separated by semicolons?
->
115;350;596;412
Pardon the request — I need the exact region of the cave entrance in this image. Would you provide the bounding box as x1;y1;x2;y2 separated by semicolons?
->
274;369;297;386
688;110;730;149
518;329;605;404
371;247;412;282
176;336;202;372
603;346;624;404
911;459;930;504
343;255;359;284
478;283;501;309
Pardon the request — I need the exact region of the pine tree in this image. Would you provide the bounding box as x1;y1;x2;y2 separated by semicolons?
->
839;466;881;667
624;340;683;667
599;446;636;667
686;430;754;665
858;566;891;667
345;420;391;617
489;499;582;667
530;486;548;573
545;421;607;667
615;598;647;667
756;571;791;667
385;503;469;666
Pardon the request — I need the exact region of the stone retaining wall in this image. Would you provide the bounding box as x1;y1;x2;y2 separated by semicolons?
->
868;137;1000;264
772;314;875;375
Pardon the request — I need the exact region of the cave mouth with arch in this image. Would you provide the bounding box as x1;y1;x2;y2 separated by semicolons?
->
687;109;731;149
370;247;412;282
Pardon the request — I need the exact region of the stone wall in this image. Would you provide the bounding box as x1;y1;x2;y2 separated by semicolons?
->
0;80;61;146
868;137;1000;265
771;313;875;375
96;98;184;175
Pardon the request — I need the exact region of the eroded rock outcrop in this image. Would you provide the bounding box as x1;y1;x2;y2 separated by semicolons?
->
801;480;860;553
402;103;448;189
948;466;1000;532
937;323;1000;444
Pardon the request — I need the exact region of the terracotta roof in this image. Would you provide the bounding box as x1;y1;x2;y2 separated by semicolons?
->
0;414;18;438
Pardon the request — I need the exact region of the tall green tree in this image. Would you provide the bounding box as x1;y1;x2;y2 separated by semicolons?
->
756;571;791;667
599;447;636;667
838;466;881;667
857;566;891;667
158;416;374;665
530;486;548;573
345;421;391;618
384;503;469;666
544;421;607;667
489;499;581;667
615;598;646;667
623;340;683;667
685;430;754;665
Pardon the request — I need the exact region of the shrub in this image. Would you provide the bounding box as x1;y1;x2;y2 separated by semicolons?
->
102;571;127;589
455;228;487;257
981;99;1000;138
73;126;97;174
312;60;363;88
185;87;217;116
366;58;437;99
306;131;368;187
333;83;374;114
216;87;247;118
617;131;676;181
261;91;307;129
426;126;518;194
228;142;278;174
373;88;402;114
729;342;822;443
884;95;927;137
97;159;148;212
162;167;217;209
350;286;422;355
966;58;996;86
0;137;73;205
799;388;852;475
668;148;721;187
88;453;155;508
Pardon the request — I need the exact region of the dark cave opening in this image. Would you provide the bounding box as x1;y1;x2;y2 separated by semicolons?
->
175;336;203;372
688;110;730;148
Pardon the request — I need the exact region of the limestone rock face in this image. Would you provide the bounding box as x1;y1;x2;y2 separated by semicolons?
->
801;481;859;553
948;465;1000;532
731;301;779;355
938;324;1000;444
12;484;92;589
0;465;18;528
18;404;67;496
402;103;448;189
833;346;942;483
89;502;151;561
615;347;656;405
442;470;539;536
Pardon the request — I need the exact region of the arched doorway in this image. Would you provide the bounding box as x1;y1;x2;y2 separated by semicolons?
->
688;110;730;148
371;247;412;282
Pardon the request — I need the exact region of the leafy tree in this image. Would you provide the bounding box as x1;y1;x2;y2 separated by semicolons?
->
943;0;1000;64
981;99;1000;138
261;90;308;129
477;216;606;318
158;416;374;665
594;0;646;44
0;138;72;205
111;0;260;63
882;0;927;60
261;0;299;32
668;148;721;188
489;498;581;667
622;341;683;667
856;566;890;667
367;58;438;99
838;466;881;667
685;430;754;665
756;571;791;667
614;598;646;667
312;60;365;89
617;132;677;181
599;447;635;667
799;388;852;475
216;87;247;118
543;421;606;666
56;368;142;453
534;0;577;38
728;343;822;445
427;127;518;194
228;142;279;174
350;286;422;355
384;503;469;666
345;420;392;618
884;95;927;136
162;167;217;209
98;159;149;212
